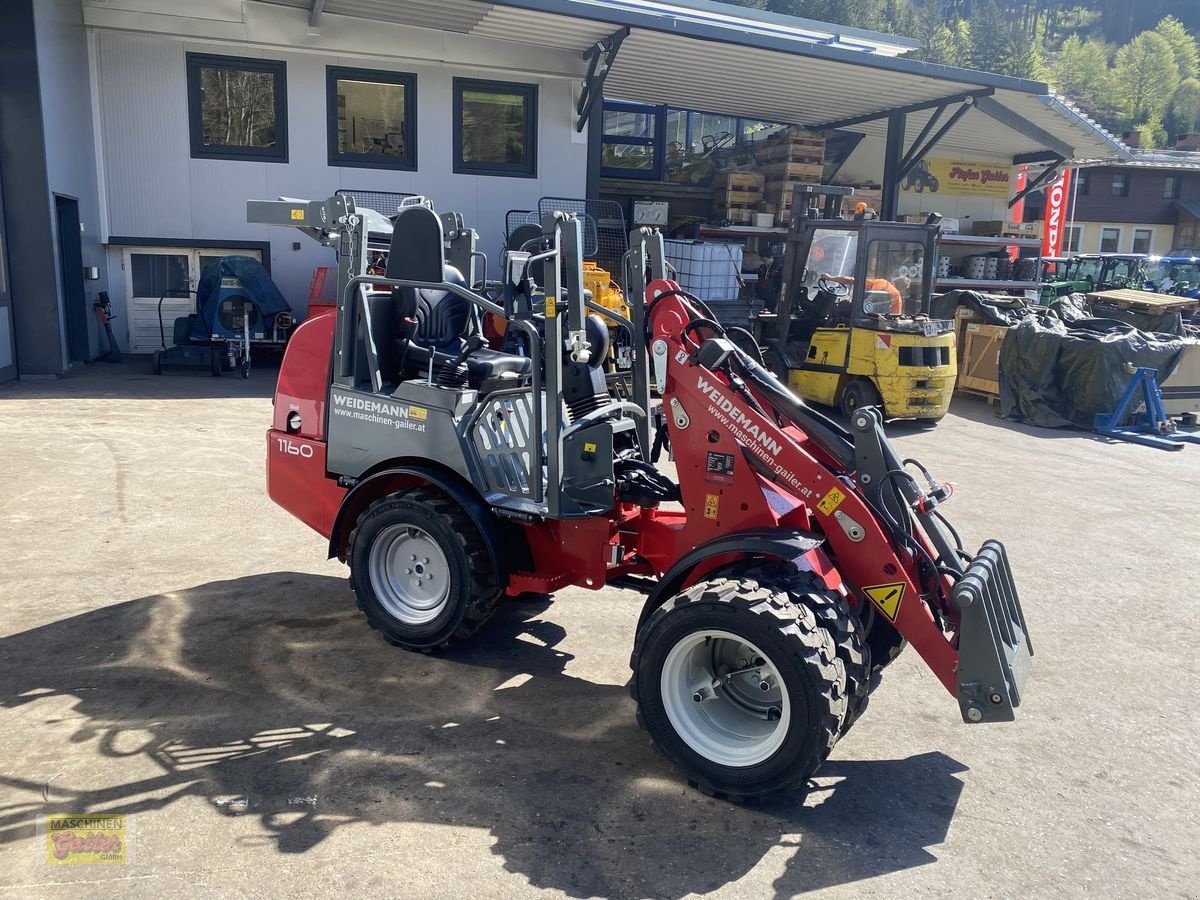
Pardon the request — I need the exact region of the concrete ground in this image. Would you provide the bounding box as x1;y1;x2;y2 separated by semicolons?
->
0;358;1197;899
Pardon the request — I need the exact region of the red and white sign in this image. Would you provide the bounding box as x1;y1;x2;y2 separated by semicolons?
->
1041;168;1072;257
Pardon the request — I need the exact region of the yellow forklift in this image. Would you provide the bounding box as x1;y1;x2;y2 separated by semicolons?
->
766;185;956;421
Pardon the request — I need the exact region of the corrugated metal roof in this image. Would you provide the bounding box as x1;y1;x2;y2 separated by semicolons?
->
254;0;1128;162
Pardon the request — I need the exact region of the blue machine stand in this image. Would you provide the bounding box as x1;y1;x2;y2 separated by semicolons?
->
1094;366;1200;451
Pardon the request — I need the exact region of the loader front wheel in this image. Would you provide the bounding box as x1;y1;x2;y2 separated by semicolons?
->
631;576;846;801
348;487;500;651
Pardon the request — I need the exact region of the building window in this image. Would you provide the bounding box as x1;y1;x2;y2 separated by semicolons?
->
326;67;416;170
1075;170;1090;195
1064;225;1083;253
186;53;287;162
1132;228;1153;254
1100;227;1121;253
1111;174;1130;197
600;101;660;180
1164;176;1182;199
453;79;537;177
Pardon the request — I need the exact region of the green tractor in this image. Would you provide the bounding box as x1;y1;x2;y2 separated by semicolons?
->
1039;253;1149;304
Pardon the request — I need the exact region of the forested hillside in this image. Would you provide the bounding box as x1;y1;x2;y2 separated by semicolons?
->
721;1;1200;147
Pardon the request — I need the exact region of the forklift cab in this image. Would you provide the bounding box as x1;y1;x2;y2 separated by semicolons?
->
772;188;955;421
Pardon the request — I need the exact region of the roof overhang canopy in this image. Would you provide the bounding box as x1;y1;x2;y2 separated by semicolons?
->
260;0;1128;163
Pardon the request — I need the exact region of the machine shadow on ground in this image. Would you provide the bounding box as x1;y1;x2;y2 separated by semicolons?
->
0;573;967;898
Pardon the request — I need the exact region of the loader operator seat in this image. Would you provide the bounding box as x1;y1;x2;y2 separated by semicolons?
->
384;204;531;388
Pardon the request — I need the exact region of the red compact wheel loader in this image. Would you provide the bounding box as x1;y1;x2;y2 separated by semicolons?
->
248;194;1032;800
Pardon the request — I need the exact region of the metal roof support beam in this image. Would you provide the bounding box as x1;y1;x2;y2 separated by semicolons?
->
1007;157;1065;209
898;100;974;179
881;112;906;221
575;27;629;134
308;0;325;28
974;95;1073;161
813;88;993;131
1013;150;1064;165
899;103;946;171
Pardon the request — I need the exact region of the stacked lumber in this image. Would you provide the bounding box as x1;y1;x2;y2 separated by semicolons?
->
712;171;764;225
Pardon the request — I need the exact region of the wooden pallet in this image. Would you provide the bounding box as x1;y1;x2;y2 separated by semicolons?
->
1086;289;1198;314
958;322;1008;397
956;385;999;406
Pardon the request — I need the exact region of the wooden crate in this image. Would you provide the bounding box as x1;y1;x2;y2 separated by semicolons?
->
754;141;825;165
758;160;823;181
713;171;764;190
957;322;1008;397
712;187;763;207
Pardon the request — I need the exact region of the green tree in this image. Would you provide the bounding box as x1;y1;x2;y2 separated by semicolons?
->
1169;78;1200;136
1154;15;1199;80
1050;36;1119;119
1113;31;1181;125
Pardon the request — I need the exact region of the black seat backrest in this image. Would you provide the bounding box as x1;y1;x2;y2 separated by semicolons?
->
386;205;444;282
507;223;543;254
397;265;468;357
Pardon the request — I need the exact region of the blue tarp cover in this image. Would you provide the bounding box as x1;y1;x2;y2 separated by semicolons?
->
189;256;293;342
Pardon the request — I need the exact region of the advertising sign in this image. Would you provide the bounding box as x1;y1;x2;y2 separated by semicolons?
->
902;158;1011;198
1041;169;1072;258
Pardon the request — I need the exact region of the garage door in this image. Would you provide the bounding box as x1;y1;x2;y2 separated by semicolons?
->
123;247;262;353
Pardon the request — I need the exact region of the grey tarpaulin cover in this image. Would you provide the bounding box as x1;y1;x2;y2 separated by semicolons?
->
930;289;1033;326
998;316;1190;428
1051;292;1187;336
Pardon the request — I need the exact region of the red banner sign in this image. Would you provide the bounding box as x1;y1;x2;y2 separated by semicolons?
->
1011;166;1027;223
1041;168;1072;257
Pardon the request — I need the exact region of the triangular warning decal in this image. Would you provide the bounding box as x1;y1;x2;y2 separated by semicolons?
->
863;582;905;622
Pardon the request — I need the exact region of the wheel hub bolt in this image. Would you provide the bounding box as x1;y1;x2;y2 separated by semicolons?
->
989;692;1004;704
759;680;771;692
404;568;412;575
692;691;704;702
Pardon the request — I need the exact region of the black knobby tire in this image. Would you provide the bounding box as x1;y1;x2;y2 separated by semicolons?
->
858;601;907;680
740;563;872;736
840;378;883;421
347;486;500;651
630;574;846;801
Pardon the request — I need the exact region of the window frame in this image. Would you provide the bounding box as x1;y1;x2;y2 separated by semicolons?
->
325;66;417;171
453;78;538;178
1131;227;1153;255
1164;175;1182;199
600;100;663;181
186;52;288;163
1099;226;1122;253
1064;224;1084;254
1111;173;1130;197
1075;170;1090;196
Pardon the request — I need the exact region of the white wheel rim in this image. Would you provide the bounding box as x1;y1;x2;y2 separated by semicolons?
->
368;524;451;625
660;629;791;768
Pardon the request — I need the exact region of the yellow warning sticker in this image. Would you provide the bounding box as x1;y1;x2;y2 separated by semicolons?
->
545;292;557;318
817;487;846;516
290;208;305;220
408;405;428;421
583;441;597;453
863;582;905;622
704;493;720;520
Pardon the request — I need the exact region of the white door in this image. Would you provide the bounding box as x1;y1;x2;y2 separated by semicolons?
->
123;247;262;353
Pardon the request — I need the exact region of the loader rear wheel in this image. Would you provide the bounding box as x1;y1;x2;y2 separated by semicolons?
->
630;574;846;801
348;487;500;651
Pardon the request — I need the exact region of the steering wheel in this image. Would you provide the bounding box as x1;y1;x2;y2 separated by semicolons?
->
817;277;850;297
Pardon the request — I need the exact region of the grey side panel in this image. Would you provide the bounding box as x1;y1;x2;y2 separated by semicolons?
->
326;384;475;481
